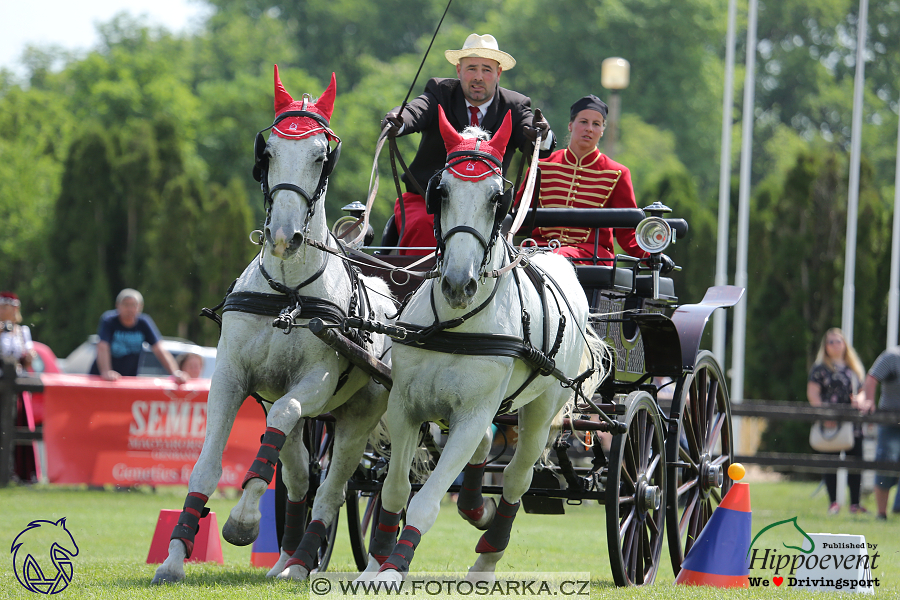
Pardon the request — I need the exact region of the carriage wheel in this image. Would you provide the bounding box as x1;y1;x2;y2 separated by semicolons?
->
345;487;383;570
605;391;666;586
302;419;340;572
665;350;733;576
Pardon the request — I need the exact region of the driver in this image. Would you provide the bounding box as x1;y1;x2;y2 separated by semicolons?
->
382;33;555;255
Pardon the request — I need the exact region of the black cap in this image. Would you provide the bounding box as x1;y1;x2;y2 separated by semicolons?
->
570;95;609;121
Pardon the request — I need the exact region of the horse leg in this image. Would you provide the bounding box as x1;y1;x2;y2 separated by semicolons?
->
355;402;419;582
223;374;332;546
263;425;310;577
151;376;246;585
278;385;389;580
456;426;496;529
374;410;497;584
466;398;561;582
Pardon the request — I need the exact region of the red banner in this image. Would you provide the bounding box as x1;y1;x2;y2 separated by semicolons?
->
41;374;264;487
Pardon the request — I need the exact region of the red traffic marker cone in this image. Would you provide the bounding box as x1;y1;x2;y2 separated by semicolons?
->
675;464;751;588
146;509;224;564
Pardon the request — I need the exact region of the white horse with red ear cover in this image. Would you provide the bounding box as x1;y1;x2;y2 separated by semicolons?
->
358;106;611;583
151;66;394;584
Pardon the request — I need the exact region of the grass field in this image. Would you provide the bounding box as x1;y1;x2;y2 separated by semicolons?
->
0;478;897;598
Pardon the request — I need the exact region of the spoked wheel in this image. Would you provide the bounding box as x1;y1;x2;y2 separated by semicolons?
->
346;487;383;570
665;350;734;576
605;391;667;586
303;419;340;572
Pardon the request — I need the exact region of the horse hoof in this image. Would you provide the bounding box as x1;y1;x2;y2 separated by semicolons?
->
265;551;291;578
222;517;259;546
458;497;496;530
465;569;497;584
276;564;310;581
151;570;184;585
374;569;403;588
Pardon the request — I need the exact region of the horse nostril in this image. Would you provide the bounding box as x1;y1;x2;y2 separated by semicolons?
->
441;277;453;299
291;231;305;248
464;279;478;298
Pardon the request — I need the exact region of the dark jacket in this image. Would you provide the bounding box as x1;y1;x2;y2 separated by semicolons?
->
392;77;555;195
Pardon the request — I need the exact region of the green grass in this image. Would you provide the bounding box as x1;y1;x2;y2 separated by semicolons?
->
0;480;897;598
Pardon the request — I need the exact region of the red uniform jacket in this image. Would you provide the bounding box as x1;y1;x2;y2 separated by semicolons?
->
516;148;647;261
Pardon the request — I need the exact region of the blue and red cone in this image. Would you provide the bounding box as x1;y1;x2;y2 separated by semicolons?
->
674;481;751;588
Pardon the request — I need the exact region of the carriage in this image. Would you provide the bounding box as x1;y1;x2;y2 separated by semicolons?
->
152;69;743;588
313;201;744;586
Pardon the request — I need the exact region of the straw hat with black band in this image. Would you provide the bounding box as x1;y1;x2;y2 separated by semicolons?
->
445;34;516;71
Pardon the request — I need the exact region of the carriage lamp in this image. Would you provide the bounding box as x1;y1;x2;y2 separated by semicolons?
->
635;217;672;254
333;201;374;245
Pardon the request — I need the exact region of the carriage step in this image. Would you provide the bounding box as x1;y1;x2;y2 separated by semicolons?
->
521;470;565;515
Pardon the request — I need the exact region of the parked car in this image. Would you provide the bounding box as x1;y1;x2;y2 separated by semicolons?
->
62;335;217;379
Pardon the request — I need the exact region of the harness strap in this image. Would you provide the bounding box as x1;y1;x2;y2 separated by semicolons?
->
223;291;347;322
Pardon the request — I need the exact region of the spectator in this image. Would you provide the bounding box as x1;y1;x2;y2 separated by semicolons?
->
89;289;187;384
861;346;900;520
0;291;39;482
176;352;205;380
0;291;35;372
807;328;868;515
382;33;554;254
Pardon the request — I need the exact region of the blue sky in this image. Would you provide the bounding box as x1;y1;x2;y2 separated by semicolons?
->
1;0;210;77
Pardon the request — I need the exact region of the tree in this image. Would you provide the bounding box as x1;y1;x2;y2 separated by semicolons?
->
44;125;120;354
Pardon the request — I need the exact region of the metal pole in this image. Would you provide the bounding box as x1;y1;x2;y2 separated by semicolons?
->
731;0;758;455
887;104;900;348
713;0;738;364
836;0;868;508
842;0;868;347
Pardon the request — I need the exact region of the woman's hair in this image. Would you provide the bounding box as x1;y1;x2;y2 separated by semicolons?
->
814;327;865;381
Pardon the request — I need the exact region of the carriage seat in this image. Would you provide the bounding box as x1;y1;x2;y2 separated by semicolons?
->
575;265;634;294
634;275;676;301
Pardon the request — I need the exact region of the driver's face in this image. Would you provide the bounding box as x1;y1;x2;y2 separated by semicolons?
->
457;58;501;106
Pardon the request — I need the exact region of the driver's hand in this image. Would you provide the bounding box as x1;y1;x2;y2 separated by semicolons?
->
523;108;549;142
381;111;403;138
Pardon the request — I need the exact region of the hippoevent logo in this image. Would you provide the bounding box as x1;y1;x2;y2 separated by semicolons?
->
11;518;79;594
746;516;879;591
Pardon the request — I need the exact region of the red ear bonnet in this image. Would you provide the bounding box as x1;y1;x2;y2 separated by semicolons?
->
439;106;510;182
271;66;338;141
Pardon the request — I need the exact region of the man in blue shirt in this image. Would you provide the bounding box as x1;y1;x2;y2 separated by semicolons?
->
89;289;187;383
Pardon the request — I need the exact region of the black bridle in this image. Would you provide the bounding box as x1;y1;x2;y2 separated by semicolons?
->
253;100;342;224
426;143;513;275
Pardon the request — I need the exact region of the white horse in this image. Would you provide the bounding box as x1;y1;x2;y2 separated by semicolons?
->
152;66;394;584
359;107;610;583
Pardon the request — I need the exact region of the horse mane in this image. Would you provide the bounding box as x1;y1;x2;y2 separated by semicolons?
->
460;126;491;141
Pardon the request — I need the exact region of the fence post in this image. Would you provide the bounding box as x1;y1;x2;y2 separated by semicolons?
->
0;356;18;486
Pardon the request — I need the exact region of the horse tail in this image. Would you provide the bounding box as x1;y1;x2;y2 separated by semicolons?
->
366;418;435;484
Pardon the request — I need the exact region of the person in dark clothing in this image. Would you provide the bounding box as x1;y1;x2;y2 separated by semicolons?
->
382;33;555;254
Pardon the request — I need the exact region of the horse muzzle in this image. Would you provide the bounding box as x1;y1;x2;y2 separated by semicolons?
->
441;272;479;309
266;226;305;259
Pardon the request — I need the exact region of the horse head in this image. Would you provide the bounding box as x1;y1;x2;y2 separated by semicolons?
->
432;105;511;309
258;66;341;260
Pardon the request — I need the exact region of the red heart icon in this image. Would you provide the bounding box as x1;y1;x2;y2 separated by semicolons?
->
773;577;784;586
